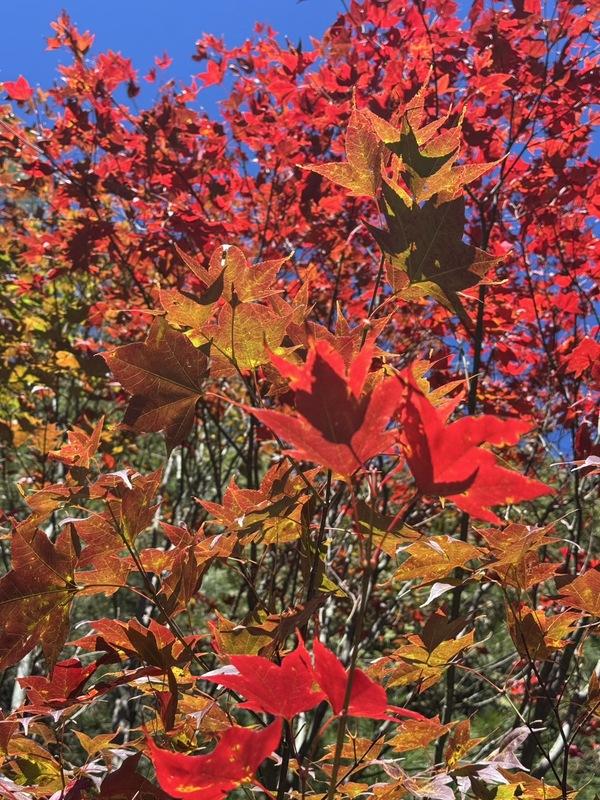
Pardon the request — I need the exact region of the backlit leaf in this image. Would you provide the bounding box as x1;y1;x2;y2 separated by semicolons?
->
147;720;282;800
399;371;553;523
303;109;383;198
251;340;401;477
558;569;600;616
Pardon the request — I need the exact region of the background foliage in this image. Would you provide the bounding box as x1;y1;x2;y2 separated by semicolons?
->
0;1;598;799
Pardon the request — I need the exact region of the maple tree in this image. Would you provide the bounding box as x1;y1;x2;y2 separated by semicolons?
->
0;2;598;800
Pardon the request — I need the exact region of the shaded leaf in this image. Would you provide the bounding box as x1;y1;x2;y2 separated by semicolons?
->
558;568;600;616
480;523;560;589
48;416;104;470
369;184;502;331
0;521;77;669
19;657;97;712
103;318;209;451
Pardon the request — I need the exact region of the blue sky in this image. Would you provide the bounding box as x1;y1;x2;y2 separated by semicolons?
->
0;0;343;107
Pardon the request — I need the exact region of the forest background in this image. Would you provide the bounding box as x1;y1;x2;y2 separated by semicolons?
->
0;1;598;799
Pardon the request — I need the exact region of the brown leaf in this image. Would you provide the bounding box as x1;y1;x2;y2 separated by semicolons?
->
391;536;481;585
480;523;560;590
0;521;77;668
103;318;209;451
389;716;454;753
49;416;104;470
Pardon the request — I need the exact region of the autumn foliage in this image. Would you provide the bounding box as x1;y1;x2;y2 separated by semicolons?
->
0;2;598;799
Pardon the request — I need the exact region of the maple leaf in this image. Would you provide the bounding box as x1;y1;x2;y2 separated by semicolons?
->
4;737;65;795
99;752;170;800
389;716;454;753
3;75;33;101
490;771;563;800
368;184;501;332
361;74;501;205
103;318;209;451
452;726;531;787
444;718;485;769
321;734;384;767
157;524;237;615
384;116;461;181
392;536;482;585
48;416;104;470
370;107;499;204
411;160;502;206
0;521;78;669
47;12;94;54
355;500;421;556
147;720;282;800
202;639;324;720
383;631;476;694
558;568;600;616
162;244;286;338
19;657;97;711
564;336;600;379
198;59;226;88
21;483;74;527
71;618;200;669
200;462;311;545
399;371;553;523
372;769;454;800
480;523;560;589
66;470;162;596
126;619;199;668
303;108;383;197
312;638;423;721
75;469;161;556
506;604;578;660
159;286;219;335
251;340;400;477
370;611;476;694
209;601;324;658
211;244;286;304
203;301;292;372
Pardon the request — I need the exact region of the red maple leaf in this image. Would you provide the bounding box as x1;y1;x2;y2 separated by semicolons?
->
147;720;281;800
399;371;553;523
565;337;600;380
202;639;324;719
251;340;400;476
312;638;423;721
3;75;33;101
19;658;97;711
49;416;104;470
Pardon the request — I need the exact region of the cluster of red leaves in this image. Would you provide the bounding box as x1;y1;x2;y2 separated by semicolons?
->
147;638;426;798
0;2;598;800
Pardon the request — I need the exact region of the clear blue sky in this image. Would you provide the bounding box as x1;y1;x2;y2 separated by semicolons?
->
0;0;343;108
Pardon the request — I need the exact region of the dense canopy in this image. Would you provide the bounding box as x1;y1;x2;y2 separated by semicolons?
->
0;2;598;799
